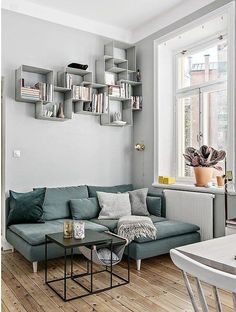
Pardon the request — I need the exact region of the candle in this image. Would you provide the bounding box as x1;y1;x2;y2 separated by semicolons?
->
73;221;85;239
63;220;73;239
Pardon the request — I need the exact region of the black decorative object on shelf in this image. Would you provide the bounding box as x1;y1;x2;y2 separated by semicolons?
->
68;63;88;70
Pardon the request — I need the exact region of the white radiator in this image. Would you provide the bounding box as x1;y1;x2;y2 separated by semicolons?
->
163;190;215;241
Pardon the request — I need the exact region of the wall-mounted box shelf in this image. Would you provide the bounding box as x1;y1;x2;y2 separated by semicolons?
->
35;86;72;121
104;41;136;72
15;65;54;103
74;85;107;116
100;98;132;127
57;67;93;89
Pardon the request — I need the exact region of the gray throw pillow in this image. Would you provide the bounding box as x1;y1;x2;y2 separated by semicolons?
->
128;188;149;216
97;192;131;219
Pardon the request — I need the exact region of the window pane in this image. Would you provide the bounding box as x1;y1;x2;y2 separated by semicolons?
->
177;94;199;177
202;87;228;155
177;41;227;89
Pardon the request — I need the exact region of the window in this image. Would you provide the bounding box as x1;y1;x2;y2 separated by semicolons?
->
175;38;228;178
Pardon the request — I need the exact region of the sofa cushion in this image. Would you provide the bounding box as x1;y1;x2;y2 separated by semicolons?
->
88;184;133;197
149;215;166;223
8;188;46;225
90;219;118;231
9;219;108;245
133;219;200;243
9;220;63;245
41;186;89;220
147;196;162;217
70;197;100;220
91;215;165;232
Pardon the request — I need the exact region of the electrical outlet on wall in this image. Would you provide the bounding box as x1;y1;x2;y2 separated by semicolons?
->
13;150;21;158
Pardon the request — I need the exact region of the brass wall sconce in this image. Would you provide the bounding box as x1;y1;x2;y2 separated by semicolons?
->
134;143;145;151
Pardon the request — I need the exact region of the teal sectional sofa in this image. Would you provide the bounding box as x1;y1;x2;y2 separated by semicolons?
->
6;184;200;272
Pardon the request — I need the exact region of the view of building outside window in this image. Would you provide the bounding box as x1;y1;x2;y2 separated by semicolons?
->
176;40;228;177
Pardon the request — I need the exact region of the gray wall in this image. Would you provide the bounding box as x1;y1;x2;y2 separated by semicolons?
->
1;10;133;192
133;0;236;236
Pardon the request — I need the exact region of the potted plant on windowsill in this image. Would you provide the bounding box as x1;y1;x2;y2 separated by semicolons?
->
183;145;226;187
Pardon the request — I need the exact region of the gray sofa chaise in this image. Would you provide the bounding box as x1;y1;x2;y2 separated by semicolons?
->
6;184;200;272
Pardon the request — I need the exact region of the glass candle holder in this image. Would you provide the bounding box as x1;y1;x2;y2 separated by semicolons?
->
216;176;225;187
63;220;73;239
73;221;85;239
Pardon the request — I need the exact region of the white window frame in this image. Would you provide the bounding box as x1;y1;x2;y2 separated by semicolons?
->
153;2;235;189
174;36;228;180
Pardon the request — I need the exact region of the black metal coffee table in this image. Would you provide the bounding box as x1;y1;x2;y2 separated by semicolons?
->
45;230;129;301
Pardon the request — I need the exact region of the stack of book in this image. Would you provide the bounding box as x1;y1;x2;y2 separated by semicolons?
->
21;87;40;101
108;85;120;97
65;73;72;89
120;82;132;98
132;96;142;110
83;92;108;114
35;82;53;102
72;86;92;101
57;72;73;89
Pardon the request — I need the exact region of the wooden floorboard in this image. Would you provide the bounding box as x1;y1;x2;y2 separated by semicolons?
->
1;251;234;312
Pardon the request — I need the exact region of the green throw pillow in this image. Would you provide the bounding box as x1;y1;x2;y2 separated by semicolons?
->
146;196;162;217
8;188;46;225
70;197;100;220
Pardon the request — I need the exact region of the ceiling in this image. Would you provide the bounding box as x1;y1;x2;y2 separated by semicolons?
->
2;0;215;43
24;0;185;31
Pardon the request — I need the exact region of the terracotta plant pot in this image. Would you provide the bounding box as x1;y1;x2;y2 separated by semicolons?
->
194;167;213;187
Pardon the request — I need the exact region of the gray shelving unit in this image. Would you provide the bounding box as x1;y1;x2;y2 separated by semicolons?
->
15;40;142;124
15;65;54;103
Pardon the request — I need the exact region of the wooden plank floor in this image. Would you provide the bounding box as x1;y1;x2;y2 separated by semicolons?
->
1;250;234;312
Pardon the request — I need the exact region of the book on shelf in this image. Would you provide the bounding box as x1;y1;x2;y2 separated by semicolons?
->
108;85;120;97
120;82;132;98
132;96;142;110
83;92;108;114
57;72;72;89
34;82;53;102
72;86;92;101
21;86;40;100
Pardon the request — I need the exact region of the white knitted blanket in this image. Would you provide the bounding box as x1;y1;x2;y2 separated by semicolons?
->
117;215;157;243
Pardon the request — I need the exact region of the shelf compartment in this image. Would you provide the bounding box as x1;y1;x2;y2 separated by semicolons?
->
100;98;132;127
35;86;72;121
74;86;108;115
105;58;128;75
57;67;93;89
104;41;136;71
16;65;54;104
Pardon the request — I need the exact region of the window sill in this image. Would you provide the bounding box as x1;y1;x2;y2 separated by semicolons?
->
152;182;236;195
